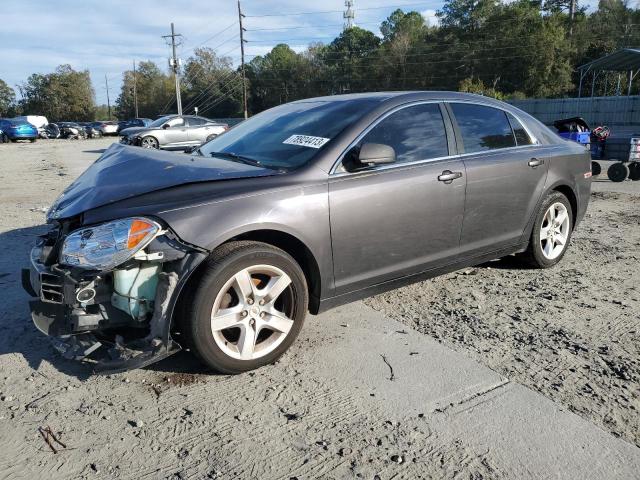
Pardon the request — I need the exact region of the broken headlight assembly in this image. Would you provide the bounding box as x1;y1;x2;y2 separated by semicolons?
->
60;217;161;271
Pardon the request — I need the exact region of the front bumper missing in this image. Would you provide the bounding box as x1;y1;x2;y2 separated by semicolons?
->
23;236;206;373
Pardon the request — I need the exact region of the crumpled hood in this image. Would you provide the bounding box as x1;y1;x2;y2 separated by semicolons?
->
47;143;277;221
119;126;146;137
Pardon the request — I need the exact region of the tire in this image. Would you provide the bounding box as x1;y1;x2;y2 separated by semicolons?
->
607;162;629;182
628;162;640;181
140;136;159;149
591;161;601;176
180;241;308;374
0;134;6;143
523;192;573;268
205;134;218;142
30;138;36;143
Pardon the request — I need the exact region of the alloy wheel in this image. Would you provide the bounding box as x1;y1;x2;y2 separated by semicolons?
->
210;265;295;360
539;202;570;260
141;137;158;149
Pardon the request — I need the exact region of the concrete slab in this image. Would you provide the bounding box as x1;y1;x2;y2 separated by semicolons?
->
306;303;640;479
307;303;507;416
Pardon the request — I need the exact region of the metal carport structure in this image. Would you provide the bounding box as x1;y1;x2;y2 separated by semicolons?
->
578;48;640;98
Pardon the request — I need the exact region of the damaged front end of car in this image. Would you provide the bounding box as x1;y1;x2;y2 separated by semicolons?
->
22;215;207;374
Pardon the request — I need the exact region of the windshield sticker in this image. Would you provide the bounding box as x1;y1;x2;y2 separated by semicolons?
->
283;134;330;149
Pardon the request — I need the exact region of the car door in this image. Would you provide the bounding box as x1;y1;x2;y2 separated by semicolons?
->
329;102;466;295
447;103;550;257
185;116;208;144
162;117;189;147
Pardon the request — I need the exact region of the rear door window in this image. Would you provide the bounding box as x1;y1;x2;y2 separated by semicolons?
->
507;112;533;146
360;103;449;164
450;103;516;153
187;116;207;126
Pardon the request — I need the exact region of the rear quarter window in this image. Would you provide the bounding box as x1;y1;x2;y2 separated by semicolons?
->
450;103;516;153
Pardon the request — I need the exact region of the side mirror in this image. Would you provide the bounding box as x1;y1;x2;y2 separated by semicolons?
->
162;123;170;129
358;142;396;165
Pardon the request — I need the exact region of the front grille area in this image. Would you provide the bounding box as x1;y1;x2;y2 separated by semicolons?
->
40;272;64;303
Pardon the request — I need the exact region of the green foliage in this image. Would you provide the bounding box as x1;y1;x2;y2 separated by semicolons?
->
115;61;174;119
0;79;16;117
8;0;640;120
18;65;95;121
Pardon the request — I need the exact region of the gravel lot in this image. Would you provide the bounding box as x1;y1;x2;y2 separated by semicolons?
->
366;176;640;447
0;138;638;478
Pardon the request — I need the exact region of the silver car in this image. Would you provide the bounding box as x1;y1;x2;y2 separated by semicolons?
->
119;115;228;151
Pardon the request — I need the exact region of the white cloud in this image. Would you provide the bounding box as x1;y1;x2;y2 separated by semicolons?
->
421;9;440;27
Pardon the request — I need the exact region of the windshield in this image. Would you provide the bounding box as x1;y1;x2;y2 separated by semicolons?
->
198;98;380;169
148;116;173;128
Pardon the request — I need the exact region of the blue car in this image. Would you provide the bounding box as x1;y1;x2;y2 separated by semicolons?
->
0;118;38;142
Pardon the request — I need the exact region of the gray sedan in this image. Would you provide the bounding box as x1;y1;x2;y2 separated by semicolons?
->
119;115;228;151
25;92;591;374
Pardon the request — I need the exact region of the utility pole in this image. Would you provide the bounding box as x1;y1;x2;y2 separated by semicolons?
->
163;23;183;115
238;0;248;119
133;60;139;118
105;74;111;119
569;0;576;36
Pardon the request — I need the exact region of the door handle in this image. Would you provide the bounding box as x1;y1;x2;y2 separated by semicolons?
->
528;158;544;167
438;170;463;184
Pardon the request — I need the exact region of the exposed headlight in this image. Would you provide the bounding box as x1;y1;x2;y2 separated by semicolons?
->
60;217;160;270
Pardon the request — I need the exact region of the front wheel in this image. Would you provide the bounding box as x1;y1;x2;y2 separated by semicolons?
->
140;136;159;149
180;241;308;374
523;192;573;268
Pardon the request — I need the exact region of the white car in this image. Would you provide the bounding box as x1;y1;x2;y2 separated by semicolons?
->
95;121;119;136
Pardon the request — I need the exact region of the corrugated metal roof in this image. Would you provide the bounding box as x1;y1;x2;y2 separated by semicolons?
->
578;48;640;72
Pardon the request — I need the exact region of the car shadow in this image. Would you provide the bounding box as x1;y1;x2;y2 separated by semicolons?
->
82;149;106;154
477;255;536;271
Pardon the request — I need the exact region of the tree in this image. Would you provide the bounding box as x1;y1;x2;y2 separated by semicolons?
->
0;79;16;117
115;61;173;119
246;44;318;112
181;47;242;118
18;65;95;121
322;27;381;93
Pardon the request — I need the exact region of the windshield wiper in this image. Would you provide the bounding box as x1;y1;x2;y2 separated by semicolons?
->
209;151;263;167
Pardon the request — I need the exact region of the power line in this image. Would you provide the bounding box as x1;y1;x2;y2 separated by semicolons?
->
245;2;437;17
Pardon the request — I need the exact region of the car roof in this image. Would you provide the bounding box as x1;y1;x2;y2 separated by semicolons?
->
291;90;511;108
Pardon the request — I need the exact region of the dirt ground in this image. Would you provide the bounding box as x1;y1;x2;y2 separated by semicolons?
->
366;180;640;447
0;138;638;479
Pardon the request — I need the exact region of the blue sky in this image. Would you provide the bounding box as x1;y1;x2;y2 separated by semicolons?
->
1;0;597;105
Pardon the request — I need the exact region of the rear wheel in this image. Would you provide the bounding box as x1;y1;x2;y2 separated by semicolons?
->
523;192;573;268
607;162;629;182
591;161;601;176
628;162;640;181
140;136;159;149
181;241;308;374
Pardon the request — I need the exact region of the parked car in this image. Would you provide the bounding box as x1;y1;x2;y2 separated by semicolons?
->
119;115;228;151
57;122;87;140
14;115;49;137
23;92;591;374
117;118;152;133
77;122;102;139
0;118;38;142
40;123;61;139
94;121;119;136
